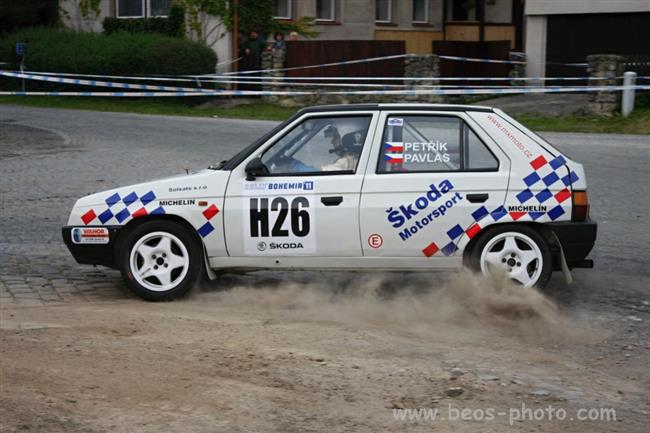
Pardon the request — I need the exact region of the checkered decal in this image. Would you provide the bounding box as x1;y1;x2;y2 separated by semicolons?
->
81;190;163;226
421;153;578;258
514;154;579;222
421;205;528;258
80;189;221;239
197;204;220;238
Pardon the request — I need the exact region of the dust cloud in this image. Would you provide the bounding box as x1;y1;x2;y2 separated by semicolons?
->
194;269;597;344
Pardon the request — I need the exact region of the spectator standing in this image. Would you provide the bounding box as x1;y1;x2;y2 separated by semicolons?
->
272;32;286;52
240;30;267;71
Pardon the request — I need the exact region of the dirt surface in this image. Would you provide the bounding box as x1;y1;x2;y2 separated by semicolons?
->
2;271;649;433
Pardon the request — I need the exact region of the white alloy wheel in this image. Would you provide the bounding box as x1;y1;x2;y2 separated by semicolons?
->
479;231;544;288
129;231;190;292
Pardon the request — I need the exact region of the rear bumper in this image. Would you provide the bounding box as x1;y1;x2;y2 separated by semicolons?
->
62;226;121;268
545;220;597;268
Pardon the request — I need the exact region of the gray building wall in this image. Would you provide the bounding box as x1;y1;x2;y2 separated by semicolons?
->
59;0;111;33
525;0;650;15
292;0;445;39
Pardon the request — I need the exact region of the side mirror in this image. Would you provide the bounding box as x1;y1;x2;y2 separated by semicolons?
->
244;157;269;181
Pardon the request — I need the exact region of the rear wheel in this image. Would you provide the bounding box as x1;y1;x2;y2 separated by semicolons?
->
467;225;552;289
119;220;202;301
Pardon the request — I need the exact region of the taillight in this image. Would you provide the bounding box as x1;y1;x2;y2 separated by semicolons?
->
572;191;590;221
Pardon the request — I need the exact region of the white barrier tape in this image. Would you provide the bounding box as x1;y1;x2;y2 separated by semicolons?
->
225;53;413;75
9;70;646;92
186;74;650;82
227;53;597;74
18;69;650;83
24;70;201;82
0;70;560;90
4;70;417;89
546;61;589;67
438;55;525;65
0;70;214;93
216;56;242;67
2;85;649;97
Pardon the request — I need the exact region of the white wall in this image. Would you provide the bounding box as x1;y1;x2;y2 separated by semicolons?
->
524;15;547;80
192;13;232;73
526;0;650;15
59;0;111;33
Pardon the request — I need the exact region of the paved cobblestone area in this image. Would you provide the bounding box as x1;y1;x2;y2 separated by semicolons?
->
1;105;648;307
0;106;272;304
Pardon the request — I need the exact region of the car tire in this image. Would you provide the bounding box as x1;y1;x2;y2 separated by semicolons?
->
119;220;202;301
466;224;552;289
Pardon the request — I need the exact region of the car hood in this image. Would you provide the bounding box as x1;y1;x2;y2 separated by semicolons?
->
69;169;230;224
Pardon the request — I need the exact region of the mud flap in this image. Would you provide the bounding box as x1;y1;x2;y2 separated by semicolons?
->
551;232;573;285
202;244;217;281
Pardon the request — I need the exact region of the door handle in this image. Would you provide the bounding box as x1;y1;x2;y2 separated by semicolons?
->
321;196;343;206
467;193;489;203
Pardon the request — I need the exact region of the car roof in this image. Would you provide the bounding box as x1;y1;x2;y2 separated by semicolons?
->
297;103;495;114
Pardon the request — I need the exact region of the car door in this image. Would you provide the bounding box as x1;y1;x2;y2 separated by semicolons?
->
224;111;379;258
360;110;510;261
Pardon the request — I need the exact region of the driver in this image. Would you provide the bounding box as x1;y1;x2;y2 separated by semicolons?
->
321;125;362;171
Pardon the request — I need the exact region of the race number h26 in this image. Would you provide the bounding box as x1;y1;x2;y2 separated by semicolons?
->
249;197;310;237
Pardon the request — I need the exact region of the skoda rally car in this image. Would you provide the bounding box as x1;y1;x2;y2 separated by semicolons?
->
63;104;597;301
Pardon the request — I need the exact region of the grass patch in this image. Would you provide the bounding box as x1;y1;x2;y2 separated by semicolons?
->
0;96;296;121
514;93;650;135
1;93;649;133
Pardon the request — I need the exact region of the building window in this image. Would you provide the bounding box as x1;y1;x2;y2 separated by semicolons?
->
149;0;171;17
274;0;292;19
117;0;144;18
446;0;476;21
412;0;429;23
117;0;172;18
485;0;512;24
376;0;392;23
316;0;335;21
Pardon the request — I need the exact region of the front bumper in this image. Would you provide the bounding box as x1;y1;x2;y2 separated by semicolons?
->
546;220;597;268
62;226;122;268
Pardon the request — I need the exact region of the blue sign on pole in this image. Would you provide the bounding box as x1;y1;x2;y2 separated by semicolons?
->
16;42;26;56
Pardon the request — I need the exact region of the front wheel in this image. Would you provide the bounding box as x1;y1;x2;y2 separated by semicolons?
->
119;220;202;301
467;225;552;289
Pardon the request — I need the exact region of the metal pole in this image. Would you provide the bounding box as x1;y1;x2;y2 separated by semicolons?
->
231;0;239;90
19;57;25;92
621;71;637;117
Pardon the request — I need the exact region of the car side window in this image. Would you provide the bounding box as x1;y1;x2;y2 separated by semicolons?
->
261;116;371;175
465;126;498;170
378;115;498;173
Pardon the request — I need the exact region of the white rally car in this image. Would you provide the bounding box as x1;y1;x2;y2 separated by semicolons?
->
63;104;596;301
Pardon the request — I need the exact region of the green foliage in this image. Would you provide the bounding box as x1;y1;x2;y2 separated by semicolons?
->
175;0;317;38
0;28;216;76
79;0;102;19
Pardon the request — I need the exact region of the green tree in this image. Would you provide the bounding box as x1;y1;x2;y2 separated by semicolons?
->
175;0;317;39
